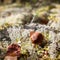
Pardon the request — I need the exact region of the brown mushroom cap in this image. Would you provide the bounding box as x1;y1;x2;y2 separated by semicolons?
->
6;44;21;57
30;31;44;44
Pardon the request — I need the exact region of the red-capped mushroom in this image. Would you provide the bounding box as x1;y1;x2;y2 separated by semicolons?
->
6;44;21;57
30;31;44;44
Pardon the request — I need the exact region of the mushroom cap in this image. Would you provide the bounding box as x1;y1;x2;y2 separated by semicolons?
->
6;44;21;57
30;31;44;44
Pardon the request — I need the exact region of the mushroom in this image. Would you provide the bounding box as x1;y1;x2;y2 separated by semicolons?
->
6;44;21;57
4;44;21;60
30;31;44;45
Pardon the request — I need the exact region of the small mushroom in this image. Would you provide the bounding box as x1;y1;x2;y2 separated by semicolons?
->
30;31;44;45
6;44;21;57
